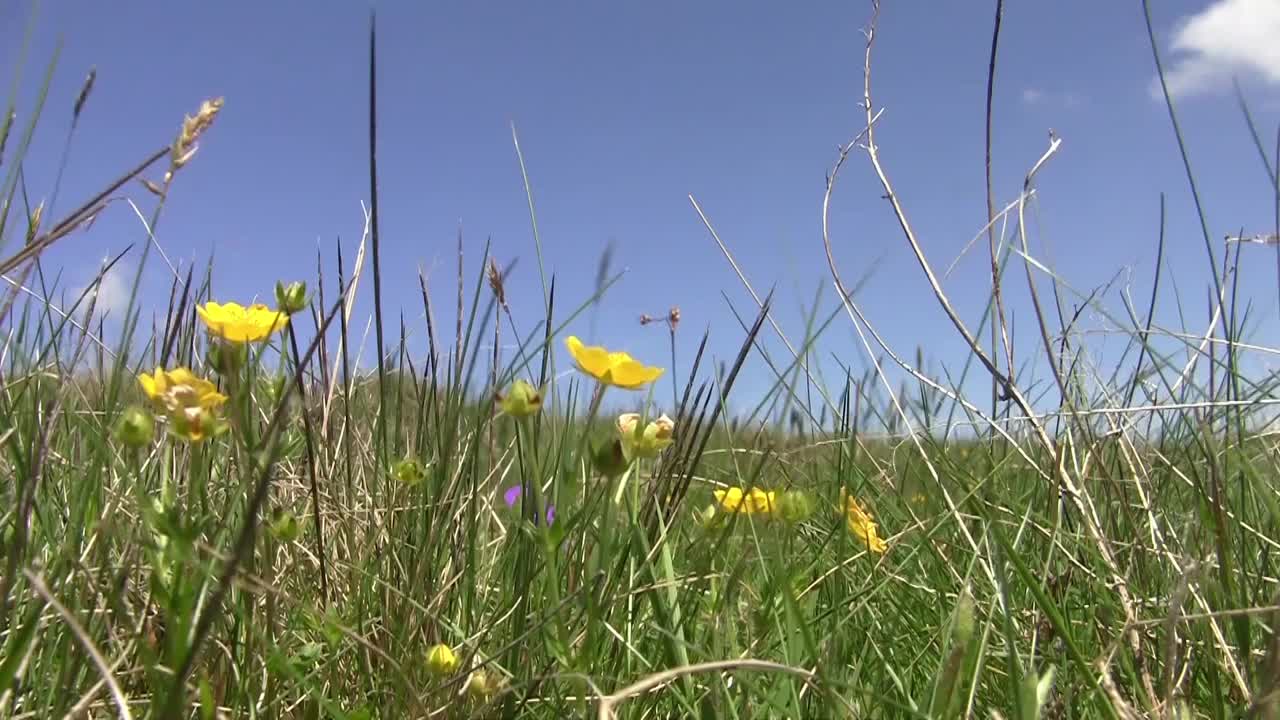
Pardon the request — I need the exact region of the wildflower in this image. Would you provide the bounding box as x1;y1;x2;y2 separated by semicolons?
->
467;669;503;700
840;488;888;554
426;643;459;677
502;484;555;526
616;412;675;460
274;280;309;315
776;490;814;524
196;301;289;343
138;367;227;413
114;406;155;447
713;486;776;515
392;458;426;486
497;379;542;418
137;367;229;442
564;335;664;390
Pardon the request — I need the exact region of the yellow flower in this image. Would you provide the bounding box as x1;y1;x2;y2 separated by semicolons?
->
564;335;664;390
137;367;228;443
616;412;675;459
426;643;459;676
196;301;289;343
713;486;776;515
840;488;888;554
138;367;227;414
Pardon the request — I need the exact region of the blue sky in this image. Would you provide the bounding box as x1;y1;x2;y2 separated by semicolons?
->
4;1;1279;423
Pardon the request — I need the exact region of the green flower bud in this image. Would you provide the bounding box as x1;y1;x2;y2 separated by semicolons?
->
693;503;720;529
275;280;309;315
392;457;426;486
269;509;301;542
591;437;629;479
466;669;502;700
425;643;459;676
207;340;248;375
776;490;814;524
114;406;155;447
498;379;542;418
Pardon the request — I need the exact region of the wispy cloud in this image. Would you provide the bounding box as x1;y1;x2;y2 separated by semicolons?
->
76;261;132;319
1154;0;1280;99
1020;88;1085;109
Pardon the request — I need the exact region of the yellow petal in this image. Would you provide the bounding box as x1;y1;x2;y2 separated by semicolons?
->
137;370;162;399
566;336;611;380
608;360;664;390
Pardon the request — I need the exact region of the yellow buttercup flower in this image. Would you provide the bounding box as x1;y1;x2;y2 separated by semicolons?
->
840;488;888;554
137;367;228;443
564;336;664;390
138;367;227;413
714;486;776;515
616;412;675;459
196;301;289;343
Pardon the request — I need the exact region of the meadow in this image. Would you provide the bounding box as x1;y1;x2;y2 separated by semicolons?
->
3;4;1280;719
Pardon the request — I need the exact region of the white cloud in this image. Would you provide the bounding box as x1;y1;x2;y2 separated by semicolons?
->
1021;88;1085;109
1156;0;1280;99
77;262;131;319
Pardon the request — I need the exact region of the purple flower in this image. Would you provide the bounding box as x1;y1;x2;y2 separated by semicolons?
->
502;484;556;526
503;484;522;508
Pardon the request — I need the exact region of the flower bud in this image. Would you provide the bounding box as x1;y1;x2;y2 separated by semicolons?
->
114;406;155;447
426;643;459;676
776;490;814;524
392;457;426;486
498;379;542;418
207;340;247;375
591;437;629;479
467;669;502;700
275;280;309;315
617;412;675;460
269;509;301;542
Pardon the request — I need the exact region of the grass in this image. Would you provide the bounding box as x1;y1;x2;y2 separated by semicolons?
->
3;2;1280;718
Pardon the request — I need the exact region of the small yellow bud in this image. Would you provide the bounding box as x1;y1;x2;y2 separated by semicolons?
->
498;379;542;418
114;406;155;447
392;458;426;486
275;280;309;315
466;669;502;700
425;643;459;677
269;509;301;542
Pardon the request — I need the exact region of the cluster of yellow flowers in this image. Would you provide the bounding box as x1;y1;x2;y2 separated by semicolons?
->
117;293;298;446
425;643;503;701
556;334;889;555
